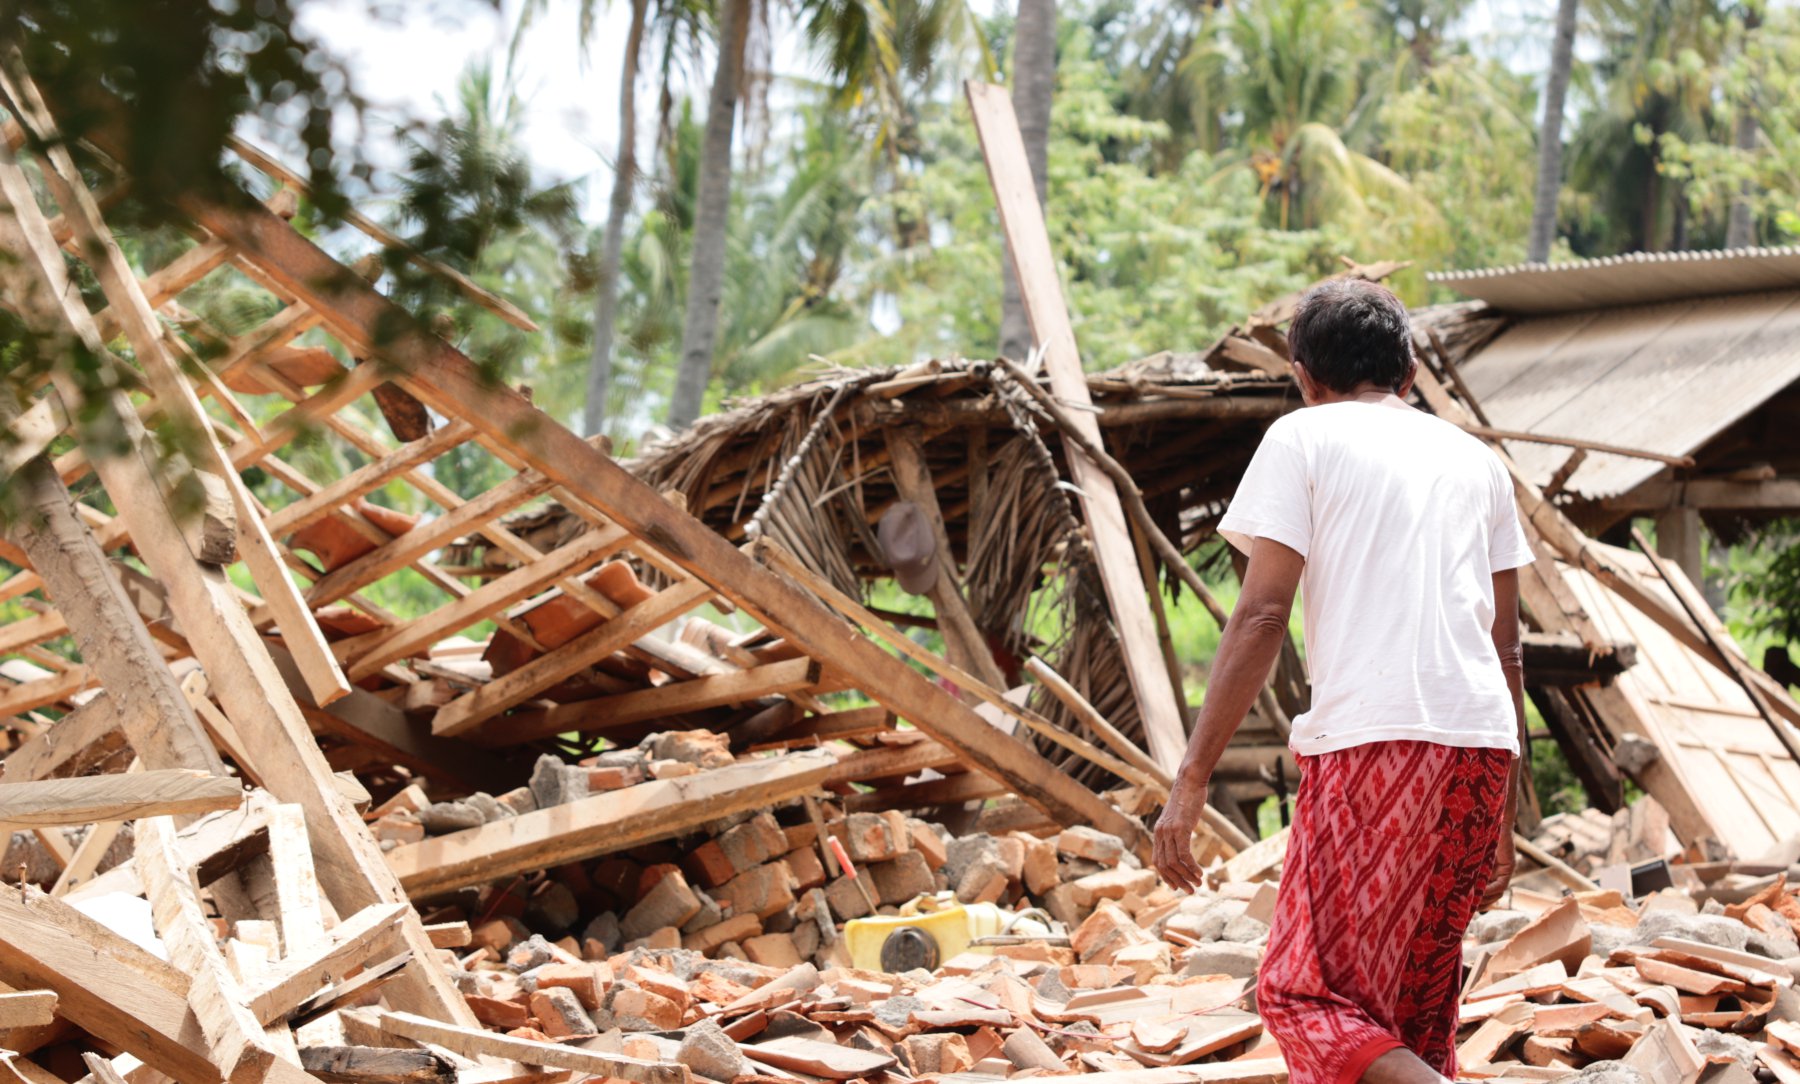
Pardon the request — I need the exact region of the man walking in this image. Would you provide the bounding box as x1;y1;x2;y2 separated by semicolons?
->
1153;280;1531;1084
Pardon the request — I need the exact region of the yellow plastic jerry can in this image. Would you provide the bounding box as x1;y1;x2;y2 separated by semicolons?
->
843;892;1049;971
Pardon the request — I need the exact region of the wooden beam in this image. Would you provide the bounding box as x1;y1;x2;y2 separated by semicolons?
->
0;769;242;828
264;643;509;793
135;148;1153;857
245;903;409;1025
431;578;713;737
0;394;223;776
751;706;896;750
843;771;1008;812
343;524;632;681
384;750;835;897
305;468;558;607
377;1012;688;1084
1601;477;1800;512
0;990;56;1030
264;421;475;537
826;739;961;786
0;122;477;1027
882;427;1009;691
965;81;1188;775
10;97;350;708
470;656;820;746
133;814;285;1083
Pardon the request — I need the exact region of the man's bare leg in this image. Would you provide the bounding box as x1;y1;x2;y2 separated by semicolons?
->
1362;1048;1452;1084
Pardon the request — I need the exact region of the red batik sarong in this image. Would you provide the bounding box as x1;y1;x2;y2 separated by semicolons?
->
1257;739;1513;1084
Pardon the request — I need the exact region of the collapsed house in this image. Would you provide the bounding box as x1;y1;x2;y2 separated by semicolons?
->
3;61;1800;1084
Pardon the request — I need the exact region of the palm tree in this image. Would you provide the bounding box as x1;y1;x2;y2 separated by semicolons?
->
667;0;752;430
1528;0;1580;263
585;0;650;437
997;0;1055;365
1724;3;1761;249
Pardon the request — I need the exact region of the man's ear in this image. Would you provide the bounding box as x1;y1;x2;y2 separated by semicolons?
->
1293;361;1319;405
1396;356;1419;398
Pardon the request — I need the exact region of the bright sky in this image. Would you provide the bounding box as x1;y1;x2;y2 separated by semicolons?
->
286;0;1558;226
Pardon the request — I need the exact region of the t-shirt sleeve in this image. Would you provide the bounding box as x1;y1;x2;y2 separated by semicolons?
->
1218;427;1311;558
1488;459;1535;573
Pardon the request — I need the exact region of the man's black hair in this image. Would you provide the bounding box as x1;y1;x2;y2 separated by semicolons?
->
1286;279;1415;393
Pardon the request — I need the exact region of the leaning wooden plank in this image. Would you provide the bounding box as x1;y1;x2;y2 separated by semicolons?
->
0;769;240;828
0;882;315;1084
0;990;56;1029
134;814;283;1083
146;154;1153;855
14;105;351;709
754;539;1181;806
246;903;410;1025
966;80;1189;775
0;666;88;716
473;656;821;746
343;524;632;681
0;116;478;1028
2;692;128;782
377;1011;689;1084
386;749;835;897
265;803;326;957
432;578;714;737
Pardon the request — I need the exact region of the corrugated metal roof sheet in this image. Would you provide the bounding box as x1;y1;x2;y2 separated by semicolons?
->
1429;247;1800;314
1458;289;1800;498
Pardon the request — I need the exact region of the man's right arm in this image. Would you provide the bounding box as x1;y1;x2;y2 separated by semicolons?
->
1483;567;1526;907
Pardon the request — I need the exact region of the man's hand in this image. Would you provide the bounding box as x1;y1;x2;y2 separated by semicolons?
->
1153;774;1211;893
1479;829;1515;910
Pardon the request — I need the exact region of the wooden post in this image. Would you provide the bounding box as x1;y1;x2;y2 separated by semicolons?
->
883;427;1009;692
966;82;1190;773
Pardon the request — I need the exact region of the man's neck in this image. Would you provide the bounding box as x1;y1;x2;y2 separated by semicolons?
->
1304;382;1399;407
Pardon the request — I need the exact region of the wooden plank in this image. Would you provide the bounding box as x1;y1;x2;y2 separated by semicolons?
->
473;656;820;746
0;121;477;1027
0;990;56;1029
826;740;960;786
264;642;506;793
384;750;835;897
225;137;538;333
133;814;283;1083
306;468;558;607
265;804;326;957
142;159;1153;856
752;706;895;750
14;112;350;709
0;882;313;1084
379;1012;686;1084
431;578;713;737
0;769;239;828
843;771;1008;812
245;903;410;1025
2;692;127;782
343;524;632;681
883;427;1008;691
265;421;476;537
0;666;89;716
965;80;1188;775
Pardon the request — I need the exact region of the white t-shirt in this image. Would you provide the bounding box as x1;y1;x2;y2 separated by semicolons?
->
1217;395;1534;756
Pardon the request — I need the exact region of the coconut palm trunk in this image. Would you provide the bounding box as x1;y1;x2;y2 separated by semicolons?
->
1724;5;1761;250
584;0;650;438
997;0;1055;364
1527;0;1578;264
667;0;750;429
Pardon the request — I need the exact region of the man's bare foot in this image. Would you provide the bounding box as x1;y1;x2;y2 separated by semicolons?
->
1361;1047;1452;1084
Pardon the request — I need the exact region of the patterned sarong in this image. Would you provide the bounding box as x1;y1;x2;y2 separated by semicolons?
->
1257;739;1514;1084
